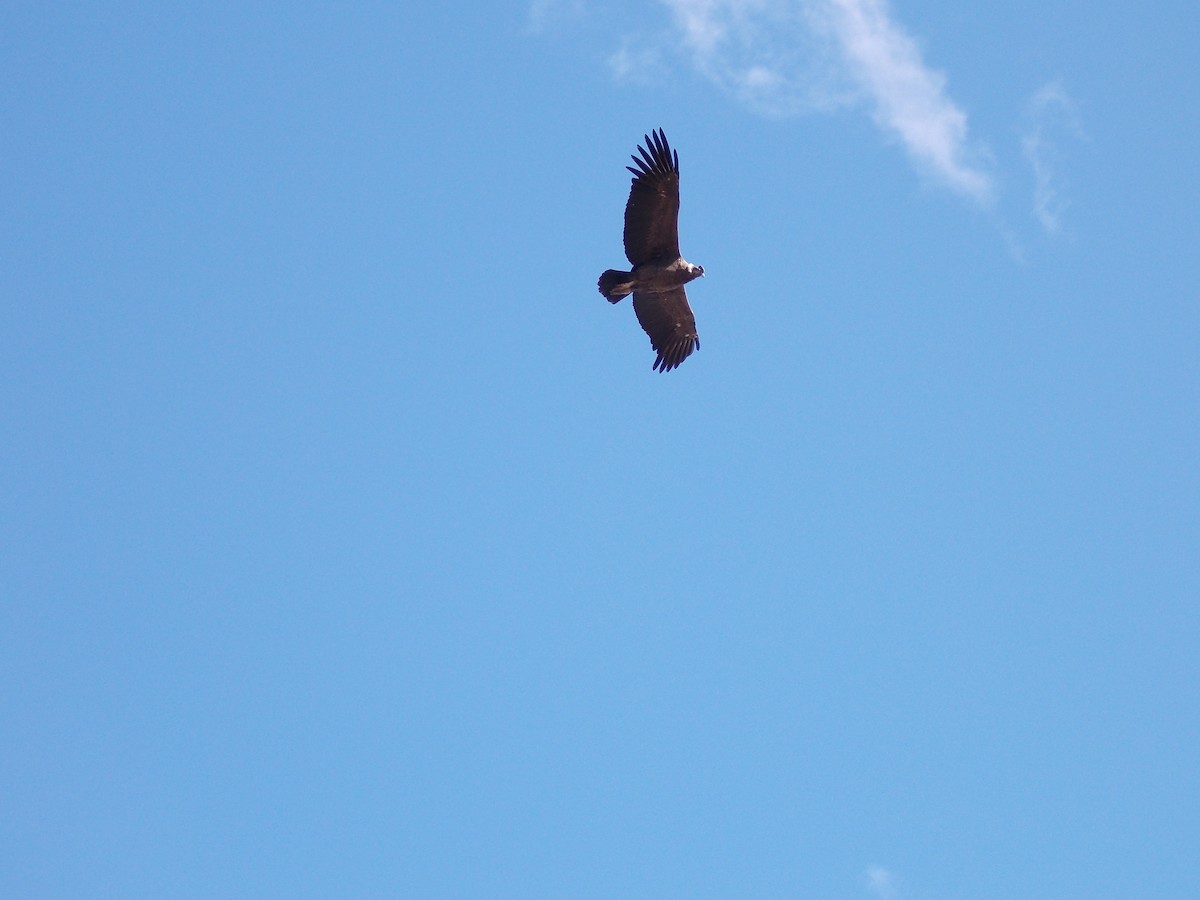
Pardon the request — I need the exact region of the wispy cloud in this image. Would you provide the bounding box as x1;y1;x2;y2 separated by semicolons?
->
608;36;668;86
659;0;856;116
528;0;584;35
655;0;993;203
815;0;992;202
1021;80;1084;234
866;865;900;900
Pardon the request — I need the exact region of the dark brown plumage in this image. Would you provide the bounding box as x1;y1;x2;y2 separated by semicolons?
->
597;129;704;372
623;130;681;265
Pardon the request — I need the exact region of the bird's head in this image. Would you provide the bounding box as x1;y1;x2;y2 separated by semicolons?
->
691;263;705;279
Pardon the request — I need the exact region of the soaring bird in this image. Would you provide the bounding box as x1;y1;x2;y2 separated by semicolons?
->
598;129;704;372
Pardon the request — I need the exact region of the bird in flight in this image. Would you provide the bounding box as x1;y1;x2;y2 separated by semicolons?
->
598;129;704;372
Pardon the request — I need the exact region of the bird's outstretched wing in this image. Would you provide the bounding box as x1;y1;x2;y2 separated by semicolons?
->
623;129;681;267
632;287;699;372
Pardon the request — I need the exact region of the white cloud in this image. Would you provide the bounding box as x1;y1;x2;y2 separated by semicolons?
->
866;865;899;900
672;0;732;56
660;0;855;116
608;37;668;86
1021;80;1084;234
528;0;584;35
653;0;992;202
815;0;992;202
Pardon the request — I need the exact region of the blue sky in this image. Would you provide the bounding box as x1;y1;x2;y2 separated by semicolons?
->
3;1;1198;896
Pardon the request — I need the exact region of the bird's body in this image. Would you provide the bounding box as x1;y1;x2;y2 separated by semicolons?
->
598;129;704;372
599;258;697;297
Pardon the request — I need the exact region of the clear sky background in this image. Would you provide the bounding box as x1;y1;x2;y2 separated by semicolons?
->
3;2;1198;897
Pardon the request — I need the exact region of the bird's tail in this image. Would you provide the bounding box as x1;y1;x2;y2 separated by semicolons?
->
598;269;634;303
